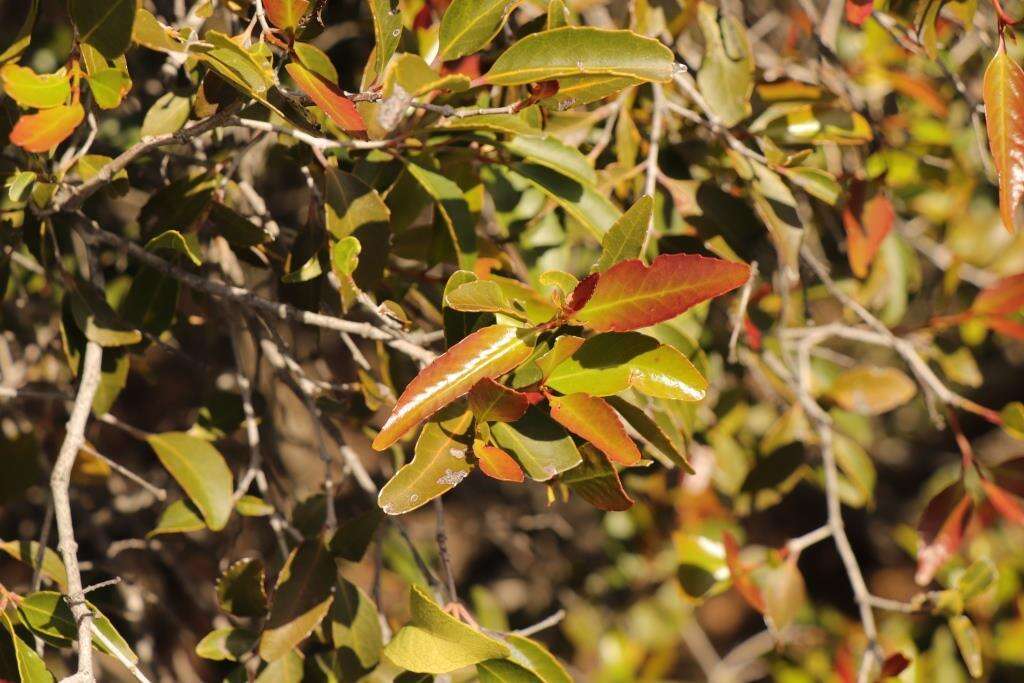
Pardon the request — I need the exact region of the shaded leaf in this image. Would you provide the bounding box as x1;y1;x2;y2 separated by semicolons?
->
605;395;690;470
916;483;972;585
259;539;336;661
843;182;894;278
145;229;202;265
0;611;53;683
548;393;641;466
329;507;384;562
195;628;258;662
404;158;478;269
18;591;137;662
508;162;620;239
561;444;634;511
0;540;67;590
723;533;765;613
506;634;572;683
503;134;595;185
828;366;917;415
216;558;268;618
378;406;474;515
984;40;1024;232
372;325;535;450
69;0;135;59
469;378;530;422
477;659;543;682
329;577;383;668
146;432;234;531
763;557;806;632
141;92;191;138
491;405;582;481
147;498;206;537
571;253;749;332
383;585;510;674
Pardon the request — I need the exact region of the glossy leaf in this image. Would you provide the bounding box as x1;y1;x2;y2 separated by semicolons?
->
259;539;336;661
367;0;402;85
287;62;366;131
216;558;268;618
828;366;917;415
146;432;234;531
264;0;309;31
0;64;69;108
474;441;525;482
383;585;510;674
561;444;634;511
446;280;522;317
69;0;135;59
485;27;674;87
503;134;596;185
378;406;474;515
330;577;383;668
548;393;641;466
491;406;582;481
439;0;522;61
469;378;530;422
571;253;749;332
546;332;708;401
754;104;873;145
593;196;652;272
18;591;137;662
9;103;84;153
984;40;1024;232
372;325;535;450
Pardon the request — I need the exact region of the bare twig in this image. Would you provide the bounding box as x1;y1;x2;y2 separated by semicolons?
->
728;261;759;363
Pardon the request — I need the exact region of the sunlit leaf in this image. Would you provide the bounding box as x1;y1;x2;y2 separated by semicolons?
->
491;406;582;481
983;40;1024;232
287;61;366;131
469;378;530;422
548;393;641;466
383;585;510;674
330;577;383;668
571;253;749;332
405;157;478;269
9;103;84;153
0;540;67;590
146;432;234;531
195;628;258;662
593;196;652;272
506;634;572;683
372;325;535;450
696;3;753;126
474;440;525;482
0;64;69;108
477;659;543;682
18;591;137;662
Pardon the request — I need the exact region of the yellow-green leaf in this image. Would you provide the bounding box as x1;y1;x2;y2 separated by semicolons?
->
0;64;69;108
439;0;523;61
146;432;234;531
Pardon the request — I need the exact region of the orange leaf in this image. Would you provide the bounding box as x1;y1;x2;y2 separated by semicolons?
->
547;393;641;466
723;532;765;613
286;62;366;132
915;483;972;585
985;316;1024;340
468;378;529;423
845;0;873;26
570;253;749;332
474;441;524;482
264;0;309;31
9;103;84;153
982;479;1024;525
372;325;535;450
972;273;1024;316
983;41;1024;232
842;180;893;278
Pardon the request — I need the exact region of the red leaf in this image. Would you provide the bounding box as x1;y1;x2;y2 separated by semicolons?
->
985;316;1024;340
372;325;535;450
983;41;1024;232
972;273;1024;316
571;253;750;332
264;0;310;31
474;441;525;482
468;378;529;423
842;180;893;278
915;483;972;585
723;532;766;614
845;0;874;26
564;273;598;315
982;478;1024;525
10;103;84;153
880;652;912;677
547;393;642;466
286;62;366;132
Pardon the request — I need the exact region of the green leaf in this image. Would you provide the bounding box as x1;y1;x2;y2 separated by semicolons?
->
439;0;522;61
445;280;524;317
439;113;543;137
330;577;383;668
18;591;137;663
190;31;273;97
485;27;674;86
696;3;754;126
145;229;202;265
86;68;130;109
0;540;66;591
561;444;634;511
383;585;510;674
509;162;620;239
0;0;39;64
490;405;582;481
146;432;234;531
477;659;544;683
325;168;390;239
259;539;336;662
69;0;136;59
547;0;570;30
950;614;984;678
7;170;36;202
131;8;185;53
208;202;270;247
367;0;402;86
593;196;652;272
372;325;535;450
503;135;596;185
378;406;474;515
195;628;258;662
329;507;385;562
216;558;268;617
762;557;806;632
293;42;338;81
604;395;691;470
753;104;873;145
147;498;206;537
546;332;708;401
507;634;572;683
69;283;143;347
1;611;54;683
778;166;841;205
674;533;729;601
141;92;191;138
404;158;478;269
0;64;70;108
1001;401;1024;440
